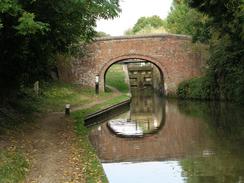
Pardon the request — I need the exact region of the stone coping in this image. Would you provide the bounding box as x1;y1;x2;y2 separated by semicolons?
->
94;33;191;42
84;99;131;127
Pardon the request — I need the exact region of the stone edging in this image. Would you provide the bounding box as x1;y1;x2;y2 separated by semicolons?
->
84;99;131;126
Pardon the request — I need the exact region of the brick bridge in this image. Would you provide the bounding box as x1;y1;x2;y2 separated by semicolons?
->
58;34;205;95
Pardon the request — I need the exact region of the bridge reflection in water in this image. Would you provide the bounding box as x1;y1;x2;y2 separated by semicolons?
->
89;89;206;162
89;89;244;183
107;89;165;136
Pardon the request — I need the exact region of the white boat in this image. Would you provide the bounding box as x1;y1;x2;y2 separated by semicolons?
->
107;119;143;137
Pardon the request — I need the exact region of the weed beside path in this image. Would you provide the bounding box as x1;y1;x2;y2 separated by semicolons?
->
0;150;28;183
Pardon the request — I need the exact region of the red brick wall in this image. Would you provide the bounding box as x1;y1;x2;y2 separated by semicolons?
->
58;34;206;95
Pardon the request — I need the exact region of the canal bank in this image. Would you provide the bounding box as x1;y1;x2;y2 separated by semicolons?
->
71;95;130;183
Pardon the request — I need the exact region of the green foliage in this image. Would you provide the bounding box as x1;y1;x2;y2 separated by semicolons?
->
132;16;165;33
166;1;210;42
15;12;49;35
38;82;91;112
0;0;21;15
0;0;120;103
0;150;29;183
18;82;113;113
95;31;110;37
105;64;129;93
176;0;244;103
177;77;213;99
125;15;166;35
0;81;126;135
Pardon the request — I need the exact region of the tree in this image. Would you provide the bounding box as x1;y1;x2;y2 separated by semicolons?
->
0;0;120;102
95;31;110;37
188;0;244;101
166;0;210;42
176;0;244;102
125;15;166;35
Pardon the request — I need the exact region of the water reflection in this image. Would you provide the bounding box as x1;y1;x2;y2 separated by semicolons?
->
107;89;165;136
89;92;244;183
177;100;244;183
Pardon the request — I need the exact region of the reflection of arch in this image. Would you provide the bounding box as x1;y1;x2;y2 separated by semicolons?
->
106;93;166;138
99;54;169;92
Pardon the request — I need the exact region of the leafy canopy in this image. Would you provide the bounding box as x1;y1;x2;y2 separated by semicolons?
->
175;0;244;102
125;15;166;35
0;0;120;101
166;0;210;42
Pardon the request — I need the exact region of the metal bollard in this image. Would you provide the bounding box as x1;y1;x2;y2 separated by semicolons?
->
65;104;70;115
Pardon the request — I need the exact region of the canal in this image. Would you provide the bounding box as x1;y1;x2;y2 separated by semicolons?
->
89;89;244;183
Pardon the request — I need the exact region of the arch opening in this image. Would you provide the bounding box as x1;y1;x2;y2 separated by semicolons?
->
103;58;165;95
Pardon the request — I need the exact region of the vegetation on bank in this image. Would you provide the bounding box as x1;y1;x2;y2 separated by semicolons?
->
72;94;129;183
105;64;129;93
36;82;113;112
0;150;28;183
169;0;243;103
0;82;115;132
177;77;213;100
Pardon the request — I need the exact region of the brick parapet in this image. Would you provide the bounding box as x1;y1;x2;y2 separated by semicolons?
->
58;34;206;95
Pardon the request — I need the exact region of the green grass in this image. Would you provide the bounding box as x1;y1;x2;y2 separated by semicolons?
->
1;82;112;132
0;150;29;183
11;82;112;114
39;82;115;112
72;94;129;183
105;64;129;93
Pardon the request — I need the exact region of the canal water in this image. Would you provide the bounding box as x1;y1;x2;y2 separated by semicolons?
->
89;89;244;183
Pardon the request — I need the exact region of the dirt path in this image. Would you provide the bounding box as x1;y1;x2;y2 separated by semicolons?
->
20;113;83;183
0;90;124;183
24;92;120;182
1;112;85;183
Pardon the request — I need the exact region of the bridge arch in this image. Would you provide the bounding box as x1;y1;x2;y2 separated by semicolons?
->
57;34;205;95
99;54;168;93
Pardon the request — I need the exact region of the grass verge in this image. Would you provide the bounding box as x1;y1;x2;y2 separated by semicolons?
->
9;81;112;114
105;64;129;93
0;150;29;183
1;82;112;133
72;94;129;183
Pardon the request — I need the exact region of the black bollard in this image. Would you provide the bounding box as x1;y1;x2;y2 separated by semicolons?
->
95;75;99;95
65;104;70;115
95;83;99;94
